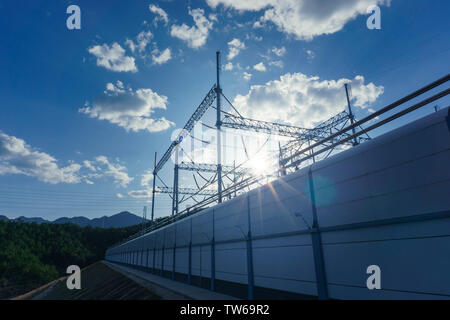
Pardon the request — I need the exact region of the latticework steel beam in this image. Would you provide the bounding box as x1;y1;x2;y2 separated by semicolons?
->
154;85;217;174
178;162;233;173
221;113;309;138
155;186;216;196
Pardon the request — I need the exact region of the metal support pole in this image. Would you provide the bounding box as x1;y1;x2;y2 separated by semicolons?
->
172;144;179;215
308;168;329;299
246;194;255;300
151;152;157;222
216;51;223;203
308;139;316;164
188;219;192;285
142;206;147;235
152;241;156;274
278;142;286;176
172;225;177;280
344;83;359;146
233;161;237;197
161;231;166;276
211;209;216;291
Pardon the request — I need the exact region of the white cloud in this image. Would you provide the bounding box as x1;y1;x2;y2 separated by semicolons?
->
141;169;154;187
272;46;286;56
253;62;266;72
79;82;175;133
209;13;218;22
128;189;152;198
83;160;98;172
233;72;384;128
207;0;390;40
152;48;172;65
124;31;153;57
305;49;315;60
136;31;153;53
0;131;82;184
253;20;264;29
0;132;134;187
88;42;137;72
227;38;246;60
94;156;133;188
105;80;125;94
170;8;214;49
269;60;283;68
116;193;124;198
125;39;136;53
243;72;252;81
149;4;169;26
223;62;233;71
125;31;153;57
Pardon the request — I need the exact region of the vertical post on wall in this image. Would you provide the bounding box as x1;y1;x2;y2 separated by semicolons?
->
233;160;237;197
152;236;156;274
188;218;192;285
142;206;147;235
246;194;255;300
210;209;216;292
151;152;157;222
216;51;223;203
161;231;166;276
278;142;286;176
308;168;329;300
308;139;316;164
344;83;359;146
172;224;177;280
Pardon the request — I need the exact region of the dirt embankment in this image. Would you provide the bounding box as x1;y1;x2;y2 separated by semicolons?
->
13;262;161;300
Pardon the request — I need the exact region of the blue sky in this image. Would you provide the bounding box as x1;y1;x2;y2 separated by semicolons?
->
0;0;449;220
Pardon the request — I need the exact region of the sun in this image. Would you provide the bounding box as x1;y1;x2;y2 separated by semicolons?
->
248;158;271;176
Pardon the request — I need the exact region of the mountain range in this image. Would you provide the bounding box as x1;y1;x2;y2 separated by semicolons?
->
0;211;147;228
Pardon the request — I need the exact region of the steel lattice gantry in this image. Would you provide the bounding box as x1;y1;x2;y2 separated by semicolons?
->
178;162;234;173
221;113;310;138
149;51;378;222
153;85;217;175
150;84;217;220
154;186;216;196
